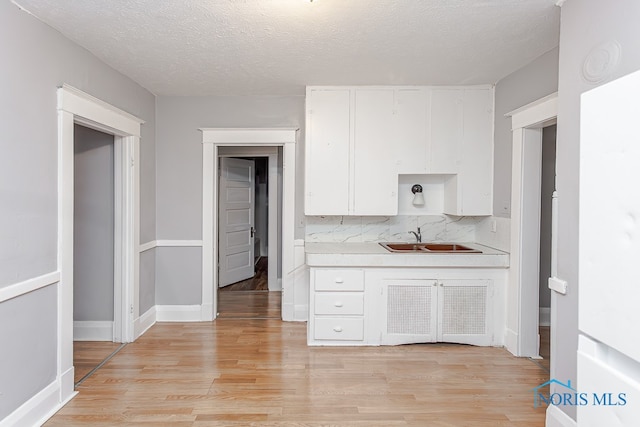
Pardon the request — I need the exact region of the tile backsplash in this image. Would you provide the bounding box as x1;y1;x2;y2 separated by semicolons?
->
305;215;484;243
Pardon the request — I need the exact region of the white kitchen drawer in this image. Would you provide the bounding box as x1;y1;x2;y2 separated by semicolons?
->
314;269;364;291
314;292;364;315
314;317;364;341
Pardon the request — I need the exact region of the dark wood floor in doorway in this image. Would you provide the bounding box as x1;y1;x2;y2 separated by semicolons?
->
218;257;280;319
220;257;268;291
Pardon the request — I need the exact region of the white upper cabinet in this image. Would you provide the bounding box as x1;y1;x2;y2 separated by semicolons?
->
430;89;463;174
305;89;351;215
442;88;494;216
394;89;430;174
305;86;494;217
353;89;397;215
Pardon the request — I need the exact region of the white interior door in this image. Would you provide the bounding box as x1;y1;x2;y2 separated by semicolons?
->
218;157;255;287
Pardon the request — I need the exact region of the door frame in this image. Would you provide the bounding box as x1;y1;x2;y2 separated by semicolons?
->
505;92;557;357
201;128;297;320
57;84;143;400
218;147;280;292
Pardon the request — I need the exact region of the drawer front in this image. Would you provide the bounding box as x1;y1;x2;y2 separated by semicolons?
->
314;317;364;341
314;269;364;291
314;292;364;315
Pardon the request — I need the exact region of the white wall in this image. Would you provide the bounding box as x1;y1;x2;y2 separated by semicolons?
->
155;96;304;305
554;1;640;422
0;1;155;421
493;47;559;217
73;125;115;322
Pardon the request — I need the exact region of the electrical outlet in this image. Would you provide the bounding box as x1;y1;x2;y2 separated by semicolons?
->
490;219;497;233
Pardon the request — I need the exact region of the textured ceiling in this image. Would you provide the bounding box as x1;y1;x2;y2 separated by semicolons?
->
12;0;560;96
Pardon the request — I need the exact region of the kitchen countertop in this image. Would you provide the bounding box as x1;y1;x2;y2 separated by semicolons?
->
305;242;509;268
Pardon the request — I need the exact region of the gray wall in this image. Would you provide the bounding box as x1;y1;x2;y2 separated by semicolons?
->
155;96;304;304
493;47;559;217
0;285;57;419
554;1;640;421
539;125;556;310
73;125;115;322
0;1;155;419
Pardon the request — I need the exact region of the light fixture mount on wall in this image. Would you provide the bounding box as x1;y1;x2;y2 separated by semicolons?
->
411;184;425;206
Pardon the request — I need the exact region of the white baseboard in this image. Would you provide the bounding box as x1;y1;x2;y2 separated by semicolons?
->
546;404;577;427
281;302;294;322
505;328;518;356
59;366;75;405
200;303;214;321
0;380;60;427
294;304;308;322
73;321;113;341
134;306;156;339
156;305;203;322
268;278;283;292
540;307;551;326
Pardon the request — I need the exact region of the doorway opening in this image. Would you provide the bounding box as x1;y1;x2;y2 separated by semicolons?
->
534;124;556;372
216;150;282;319
72;124;126;385
506;93;558;359
57;84;142;402
201;128;298;322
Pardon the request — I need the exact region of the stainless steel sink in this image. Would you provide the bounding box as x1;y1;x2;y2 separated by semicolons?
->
379;242;481;253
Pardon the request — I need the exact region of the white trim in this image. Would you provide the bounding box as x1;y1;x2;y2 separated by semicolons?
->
0;271;60;303
546;404;577;427
134;306;156;339
139;240;157;253
201;128;298;321
138;240;203;252
156;305;204;322
504;328;518;354
506;92;558;130
507;92;558;358
57;84;142;410
0;380;71;427
156;240;203;247
73;321;114;341
57;84;143;136
539;307;551;327
201;128;297;144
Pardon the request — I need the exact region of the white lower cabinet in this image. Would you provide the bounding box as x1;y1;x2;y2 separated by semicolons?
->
309;268;368;345
308;267;497;347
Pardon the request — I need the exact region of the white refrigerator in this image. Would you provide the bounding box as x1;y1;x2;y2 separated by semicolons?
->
579;69;640;425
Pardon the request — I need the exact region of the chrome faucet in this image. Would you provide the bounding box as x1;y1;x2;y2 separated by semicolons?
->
409;227;422;243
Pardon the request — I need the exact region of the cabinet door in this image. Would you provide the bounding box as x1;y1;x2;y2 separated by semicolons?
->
438;279;492;346
380;279;438;345
441;88;494;216
305;89;351;215
352;89;398;215
394;89;429;174
430;89;463;174
459;88;493;215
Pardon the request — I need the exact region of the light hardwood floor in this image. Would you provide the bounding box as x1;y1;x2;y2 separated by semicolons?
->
73;341;123;384
47;320;548;426
217;291;281;319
